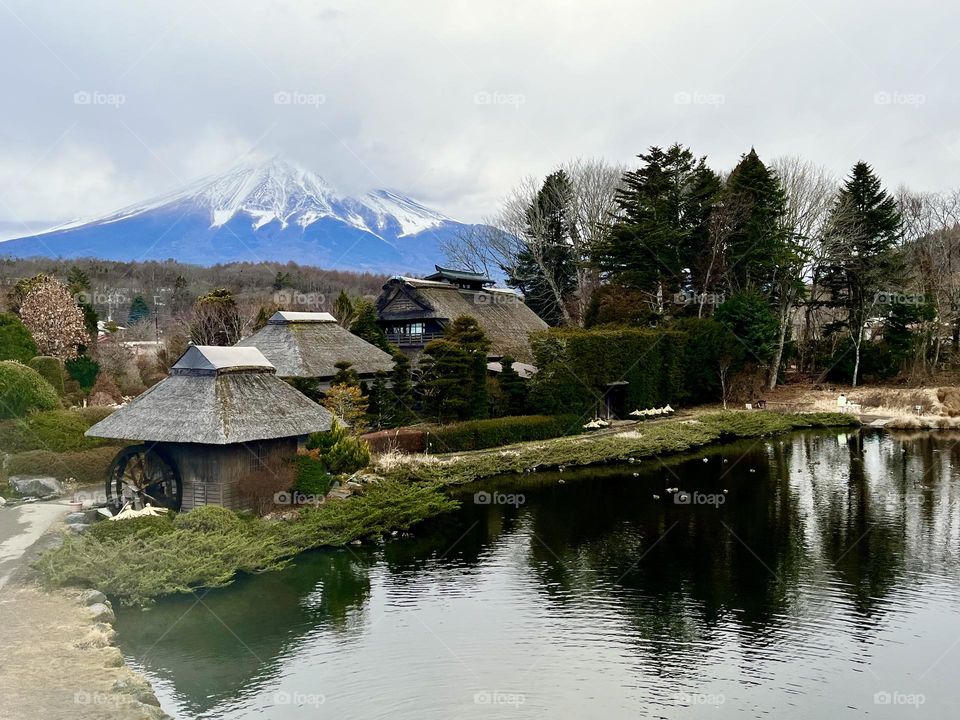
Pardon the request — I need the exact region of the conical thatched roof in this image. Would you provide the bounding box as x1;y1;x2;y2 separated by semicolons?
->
378;277;548;363
235;311;394;380
85;346;333;445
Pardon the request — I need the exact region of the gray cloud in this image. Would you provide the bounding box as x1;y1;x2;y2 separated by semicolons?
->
0;0;957;231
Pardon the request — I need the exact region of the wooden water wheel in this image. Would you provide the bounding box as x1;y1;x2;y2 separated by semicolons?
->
106;445;182;512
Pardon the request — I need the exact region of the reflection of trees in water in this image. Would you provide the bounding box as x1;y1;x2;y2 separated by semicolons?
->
116;549;375;715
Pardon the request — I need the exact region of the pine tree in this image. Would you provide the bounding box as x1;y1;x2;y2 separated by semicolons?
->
367;370;390;429
128;295;151;324
723;149;792;295
822;162;902;386
419;339;473;422
444;316;491;418
332;360;360;387
349;298;393;352
498;355;528;415
389;350;415;425
506;170;578;325
593;144;721;316
333;291;355;327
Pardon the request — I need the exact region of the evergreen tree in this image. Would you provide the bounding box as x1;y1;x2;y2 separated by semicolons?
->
723;149;793;294
821;162;903;386
714;291;778;364
367;370;390;429
169;274;193;317
498;355;528;415
444;315;491;418
389;350;415;425
128;295;151;324
66;266;90;295
419;339;473;422
332;360;360;387
349;298;393;352
0;312;38;363
506;170;577;325
593;144;721;316
333;291;355;327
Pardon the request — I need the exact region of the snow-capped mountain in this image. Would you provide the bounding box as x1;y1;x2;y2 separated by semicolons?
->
0;157;477;274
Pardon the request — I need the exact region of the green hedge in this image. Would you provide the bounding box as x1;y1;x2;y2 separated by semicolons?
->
294;454;333;495
28;356;66;395
426;414;583;453
0;361;60;419
0;407;116;453
527;322;737;416
5;446;120;485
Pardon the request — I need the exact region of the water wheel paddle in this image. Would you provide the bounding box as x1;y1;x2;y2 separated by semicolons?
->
106;445;182;512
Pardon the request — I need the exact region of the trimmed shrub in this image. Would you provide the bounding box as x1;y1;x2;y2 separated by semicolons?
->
0;407;116;453
28;356;66;395
5;446;120;485
0;312;38;363
0;360;60;419
174;505;242;532
88;514;175;542
65;355;100;391
426;414;583;453
294;452;333;495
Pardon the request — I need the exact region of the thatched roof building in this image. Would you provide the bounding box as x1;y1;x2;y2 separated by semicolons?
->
86;346;333;511
235;311;394;385
87;345;333;444
376;270;548;364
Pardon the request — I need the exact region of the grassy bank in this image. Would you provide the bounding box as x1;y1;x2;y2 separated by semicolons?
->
378;411;861;486
36;410;857;606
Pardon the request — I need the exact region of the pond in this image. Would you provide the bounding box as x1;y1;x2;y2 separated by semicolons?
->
115;429;960;719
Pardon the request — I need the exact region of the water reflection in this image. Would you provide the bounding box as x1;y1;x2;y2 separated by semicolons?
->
116;429;960;719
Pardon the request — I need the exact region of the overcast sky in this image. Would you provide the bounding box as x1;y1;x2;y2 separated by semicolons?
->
0;0;957;232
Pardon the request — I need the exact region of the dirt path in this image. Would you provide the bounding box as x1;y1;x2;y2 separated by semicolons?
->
0;505;169;720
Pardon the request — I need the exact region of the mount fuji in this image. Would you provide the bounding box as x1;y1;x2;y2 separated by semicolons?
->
0;157;482;275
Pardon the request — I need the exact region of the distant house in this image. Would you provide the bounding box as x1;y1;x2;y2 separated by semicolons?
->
235;311;394;389
86;346;332;511
376;266;548;364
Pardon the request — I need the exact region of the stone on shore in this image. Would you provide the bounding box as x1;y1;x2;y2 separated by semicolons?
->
86;602;116;624
9;476;63;497
79;589;108;606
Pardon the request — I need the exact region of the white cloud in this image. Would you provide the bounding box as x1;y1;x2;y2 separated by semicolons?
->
0;0;957;228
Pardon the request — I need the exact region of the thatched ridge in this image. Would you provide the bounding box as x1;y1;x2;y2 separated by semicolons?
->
86;346;333;444
235;311;394;380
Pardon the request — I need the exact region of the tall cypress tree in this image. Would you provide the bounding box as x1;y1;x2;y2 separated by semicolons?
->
388;350;415;425
723;149;792;295
822;162;902;386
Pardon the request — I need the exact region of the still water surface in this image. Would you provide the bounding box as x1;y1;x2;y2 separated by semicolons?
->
116;429;960;718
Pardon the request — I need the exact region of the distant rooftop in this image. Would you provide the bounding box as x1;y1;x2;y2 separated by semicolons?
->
172;345;275;374
268;311;337;324
424;265;493;286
